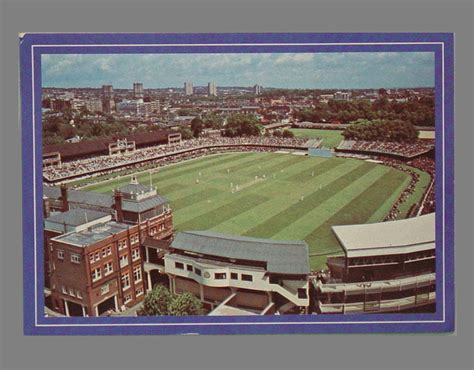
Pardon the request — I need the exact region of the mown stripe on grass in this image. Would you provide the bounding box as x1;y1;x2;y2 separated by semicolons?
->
176;193;269;231
272;166;392;241
285;158;346;183
242;162;376;238
170;187;222;210
83;153;246;193
304;168;408;254
152;152;255;181
217;152;275;174
245;155;316;178
210;159;362;235
157;182;188;195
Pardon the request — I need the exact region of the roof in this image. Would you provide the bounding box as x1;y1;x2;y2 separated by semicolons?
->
332;213;436;258
46;208;109;226
53;221;131;247
119;183;151;194
121;195;168;213
142;237;172;250
170;231;309;275
43;185;113;209
43;130;171;160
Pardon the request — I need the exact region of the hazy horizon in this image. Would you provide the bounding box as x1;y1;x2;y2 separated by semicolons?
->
42;52;435;90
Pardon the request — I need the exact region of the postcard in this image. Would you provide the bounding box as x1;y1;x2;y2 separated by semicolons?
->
20;33;454;335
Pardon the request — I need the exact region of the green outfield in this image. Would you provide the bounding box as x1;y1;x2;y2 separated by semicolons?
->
82;152;419;270
288;128;344;148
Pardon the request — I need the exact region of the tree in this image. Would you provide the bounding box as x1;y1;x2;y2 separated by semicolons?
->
168;292;204;316
190;117;204;138
178;127;193;140
282;129;295;138
223;113;262;137
139;284;173;316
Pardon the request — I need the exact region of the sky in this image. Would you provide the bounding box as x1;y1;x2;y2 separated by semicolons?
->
41;52;435;89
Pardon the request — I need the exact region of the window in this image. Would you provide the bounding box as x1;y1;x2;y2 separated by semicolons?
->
100;284;110;295
102;248;107;258
89;253;95;263
121;273;130;290
230;272;238;280
130;234;139;245
124;293;132;304
68;288;75;296
136;287;144;297
119;255;129;268
76;290;83;299
241;274;253;282
214;272;226;280
175;262;184;270
94;252;100;262
106;246;112;256
195;268;202;276
57;249;64;260
132;248;140;261
91;268;101;282
133;266;142;283
61;286;67;294
186;264;193;272
104;262;113;276
70;253;81;264
118;239;127;250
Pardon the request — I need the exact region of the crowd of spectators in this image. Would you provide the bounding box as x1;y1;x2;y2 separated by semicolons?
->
407;157;436;215
337;140;434;159
43;136;308;182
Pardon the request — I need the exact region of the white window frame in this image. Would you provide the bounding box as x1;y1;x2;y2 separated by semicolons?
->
118;239;127;250
119;255;129;268
136;287;144;297
61;285;67;294
121;273;130;290
76;290;83;299
131;234;139;245
70;253;81;264
132;248;140;261
57;249;64;260
104;261;113;276
133;266;142;283
124;294;132;304
68;288;75;297
92;268;102;282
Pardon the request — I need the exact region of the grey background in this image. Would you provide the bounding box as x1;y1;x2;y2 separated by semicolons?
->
0;0;472;369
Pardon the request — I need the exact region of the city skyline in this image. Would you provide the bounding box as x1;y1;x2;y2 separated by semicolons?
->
42;52;435;90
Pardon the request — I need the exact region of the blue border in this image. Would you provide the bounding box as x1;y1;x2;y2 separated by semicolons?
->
20;33;454;335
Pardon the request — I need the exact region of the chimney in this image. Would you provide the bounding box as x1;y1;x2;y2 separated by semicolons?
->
114;190;124;223
60;184;69;212
43;196;51;219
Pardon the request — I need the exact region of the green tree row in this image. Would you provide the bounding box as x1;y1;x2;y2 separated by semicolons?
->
294;96;434;126
137;284;205;316
342;119;418;143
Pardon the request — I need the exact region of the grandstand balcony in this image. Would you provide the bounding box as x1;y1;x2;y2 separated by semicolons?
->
314;272;436;314
317;291;435;314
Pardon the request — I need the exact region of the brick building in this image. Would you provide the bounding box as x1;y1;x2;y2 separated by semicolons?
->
43;176;173;316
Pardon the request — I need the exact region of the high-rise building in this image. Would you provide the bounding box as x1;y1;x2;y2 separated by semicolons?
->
253;84;263;95
208;81;217;96
101;85;115;113
102;85;114;98
133;82;144;99
184;82;193;96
